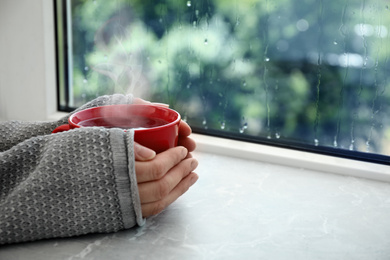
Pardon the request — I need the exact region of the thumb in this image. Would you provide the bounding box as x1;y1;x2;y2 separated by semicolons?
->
134;142;156;161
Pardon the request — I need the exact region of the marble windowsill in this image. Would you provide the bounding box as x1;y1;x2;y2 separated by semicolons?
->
1;135;390;259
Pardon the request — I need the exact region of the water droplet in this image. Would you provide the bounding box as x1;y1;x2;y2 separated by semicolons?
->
84;66;89;71
333;139;338;147
275;133;280;139
366;141;371;152
349;144;354;151
242;81;247;87
183;115;188;122
220;121;226;130
202;118;207;125
264;57;270;62
193;21;197;27
187;1;191;7
204;39;208;45
333;41;338;45
314;139;319;146
83;79;88;84
239;122;248;133
186;83;191;89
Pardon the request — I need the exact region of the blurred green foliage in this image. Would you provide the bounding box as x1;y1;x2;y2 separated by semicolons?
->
68;0;390;156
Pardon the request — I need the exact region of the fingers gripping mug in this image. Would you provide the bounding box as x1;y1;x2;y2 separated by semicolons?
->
52;104;181;153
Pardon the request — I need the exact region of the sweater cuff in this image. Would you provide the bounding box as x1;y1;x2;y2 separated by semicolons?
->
126;130;146;226
109;128;145;229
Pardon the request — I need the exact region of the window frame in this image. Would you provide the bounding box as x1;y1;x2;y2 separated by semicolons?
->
53;0;390;166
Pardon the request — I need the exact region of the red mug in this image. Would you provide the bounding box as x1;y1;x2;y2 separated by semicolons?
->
52;104;181;153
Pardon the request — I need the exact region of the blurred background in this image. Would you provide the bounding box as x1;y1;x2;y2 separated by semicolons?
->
36;0;390;160
0;0;390;163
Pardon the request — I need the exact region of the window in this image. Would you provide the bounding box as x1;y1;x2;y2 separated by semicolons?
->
55;0;390;164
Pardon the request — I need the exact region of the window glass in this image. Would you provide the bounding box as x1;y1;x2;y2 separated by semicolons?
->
56;0;390;163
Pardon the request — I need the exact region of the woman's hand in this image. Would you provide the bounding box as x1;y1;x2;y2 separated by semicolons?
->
132;98;198;217
134;144;199;217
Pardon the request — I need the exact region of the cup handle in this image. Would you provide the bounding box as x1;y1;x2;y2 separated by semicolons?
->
52;124;71;133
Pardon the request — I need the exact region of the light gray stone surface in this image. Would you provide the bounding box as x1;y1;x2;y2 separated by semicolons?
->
1;151;390;260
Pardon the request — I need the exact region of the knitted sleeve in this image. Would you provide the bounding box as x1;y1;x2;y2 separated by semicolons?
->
0;94;134;152
0;127;143;245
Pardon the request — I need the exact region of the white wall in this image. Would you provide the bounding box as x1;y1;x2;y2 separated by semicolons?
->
0;0;57;121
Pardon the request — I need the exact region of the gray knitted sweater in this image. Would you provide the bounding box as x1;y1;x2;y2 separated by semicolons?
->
0;95;144;245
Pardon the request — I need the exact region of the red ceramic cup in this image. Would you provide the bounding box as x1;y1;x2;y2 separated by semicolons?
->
52;104;181;153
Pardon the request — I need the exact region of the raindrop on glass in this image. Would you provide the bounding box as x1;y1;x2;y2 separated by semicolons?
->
220;121;226;130
314;139;319;146
275;133;280;139
239;122;248;133
366;141;371;152
202;118;207;125
187;1;191;7
242;80;247;87
83;79;88;84
186;83;191;89
349;139;355;151
204;39;208;45
264;57;270;62
333;41;338;45
84;66;89;71
333;139;338;148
